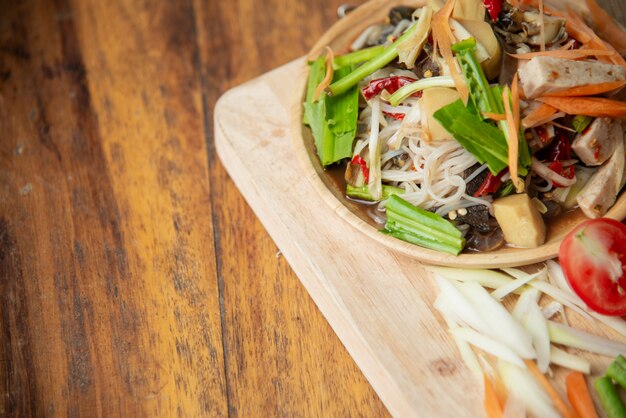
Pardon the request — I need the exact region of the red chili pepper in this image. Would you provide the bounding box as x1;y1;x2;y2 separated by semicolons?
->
535;126;552;145
383;111;405;120
547;161;575;187
351;155;369;183
473;169;507;197
362;76;417;101
482;0;502;21
547;127;571;162
594;144;603;160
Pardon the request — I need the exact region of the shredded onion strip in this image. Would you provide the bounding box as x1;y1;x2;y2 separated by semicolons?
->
531;157;577;187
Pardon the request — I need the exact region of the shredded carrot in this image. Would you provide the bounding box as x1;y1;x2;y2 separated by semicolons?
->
313;47;334;101
510;49;616;60
525;360;581;418
564;7;626;71
483;373;504;418
432;0;469;104
542;80;626;97
511;75;521;132
521;103;558;129
585;0;626;56
566;372;599;418
503;85;523;192
492;372;508;408
483;112;507;121
562;7;595;46
537;96;626;118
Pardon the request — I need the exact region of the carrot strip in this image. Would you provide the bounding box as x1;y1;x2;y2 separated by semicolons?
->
510;49;616;60
542;81;626;97
585;0;626;56
511;75;524;192
566;371;599;418
512;74;521;132
564;7;598;48
525;360;581;418
484;373;504;418
483;112;506;121
432;0;469;104
313;47;334;101
492;372;508;409
503;85;523;192
521;103;558;129
564;7;626;71
537;96;626;118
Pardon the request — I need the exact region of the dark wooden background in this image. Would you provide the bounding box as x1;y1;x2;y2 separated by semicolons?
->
1;0;624;416
0;0;389;416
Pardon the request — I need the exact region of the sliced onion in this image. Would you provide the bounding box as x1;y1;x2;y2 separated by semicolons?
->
498;361;561;418
450;327;526;368
435;276;492;335
456;281;536;359
492;267;546;301
434;296;483;379
531;157;577;187
548;320;626;357
550;346;591;374
525;299;551;373
426;266;520;292
541;301;563;319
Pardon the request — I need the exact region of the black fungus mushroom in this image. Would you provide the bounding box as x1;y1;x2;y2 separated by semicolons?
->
389;6;416;26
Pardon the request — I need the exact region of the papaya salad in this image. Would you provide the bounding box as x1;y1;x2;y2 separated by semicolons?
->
303;0;626;255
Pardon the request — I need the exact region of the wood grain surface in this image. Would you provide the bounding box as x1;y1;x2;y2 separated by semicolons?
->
2;0;626;417
0;0;387;416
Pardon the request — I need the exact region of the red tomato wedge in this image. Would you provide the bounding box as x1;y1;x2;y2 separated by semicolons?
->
559;218;626;316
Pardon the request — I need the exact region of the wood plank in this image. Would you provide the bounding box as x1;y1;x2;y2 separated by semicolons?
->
215;61;480;418
197;0;390;415
0;0;227;415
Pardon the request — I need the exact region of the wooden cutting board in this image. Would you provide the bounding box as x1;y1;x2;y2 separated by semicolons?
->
214;59;622;417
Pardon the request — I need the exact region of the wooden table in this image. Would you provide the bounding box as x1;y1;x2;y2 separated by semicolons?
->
0;0;388;415
2;0;625;416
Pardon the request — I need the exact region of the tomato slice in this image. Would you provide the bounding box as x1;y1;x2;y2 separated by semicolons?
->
559;218;626;316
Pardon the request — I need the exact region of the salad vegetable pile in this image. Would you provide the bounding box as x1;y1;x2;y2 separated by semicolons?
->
303;0;626;255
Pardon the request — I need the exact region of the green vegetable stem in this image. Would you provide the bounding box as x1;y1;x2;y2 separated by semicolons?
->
606;355;626;391
595;376;626;418
346;184;404;201
447;38;531;174
303;57;359;166
327;20;420;97
383;195;465;255
333;45;385;69
572;115;594;133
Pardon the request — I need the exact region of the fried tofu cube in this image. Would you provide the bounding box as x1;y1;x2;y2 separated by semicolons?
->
493;193;546;248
